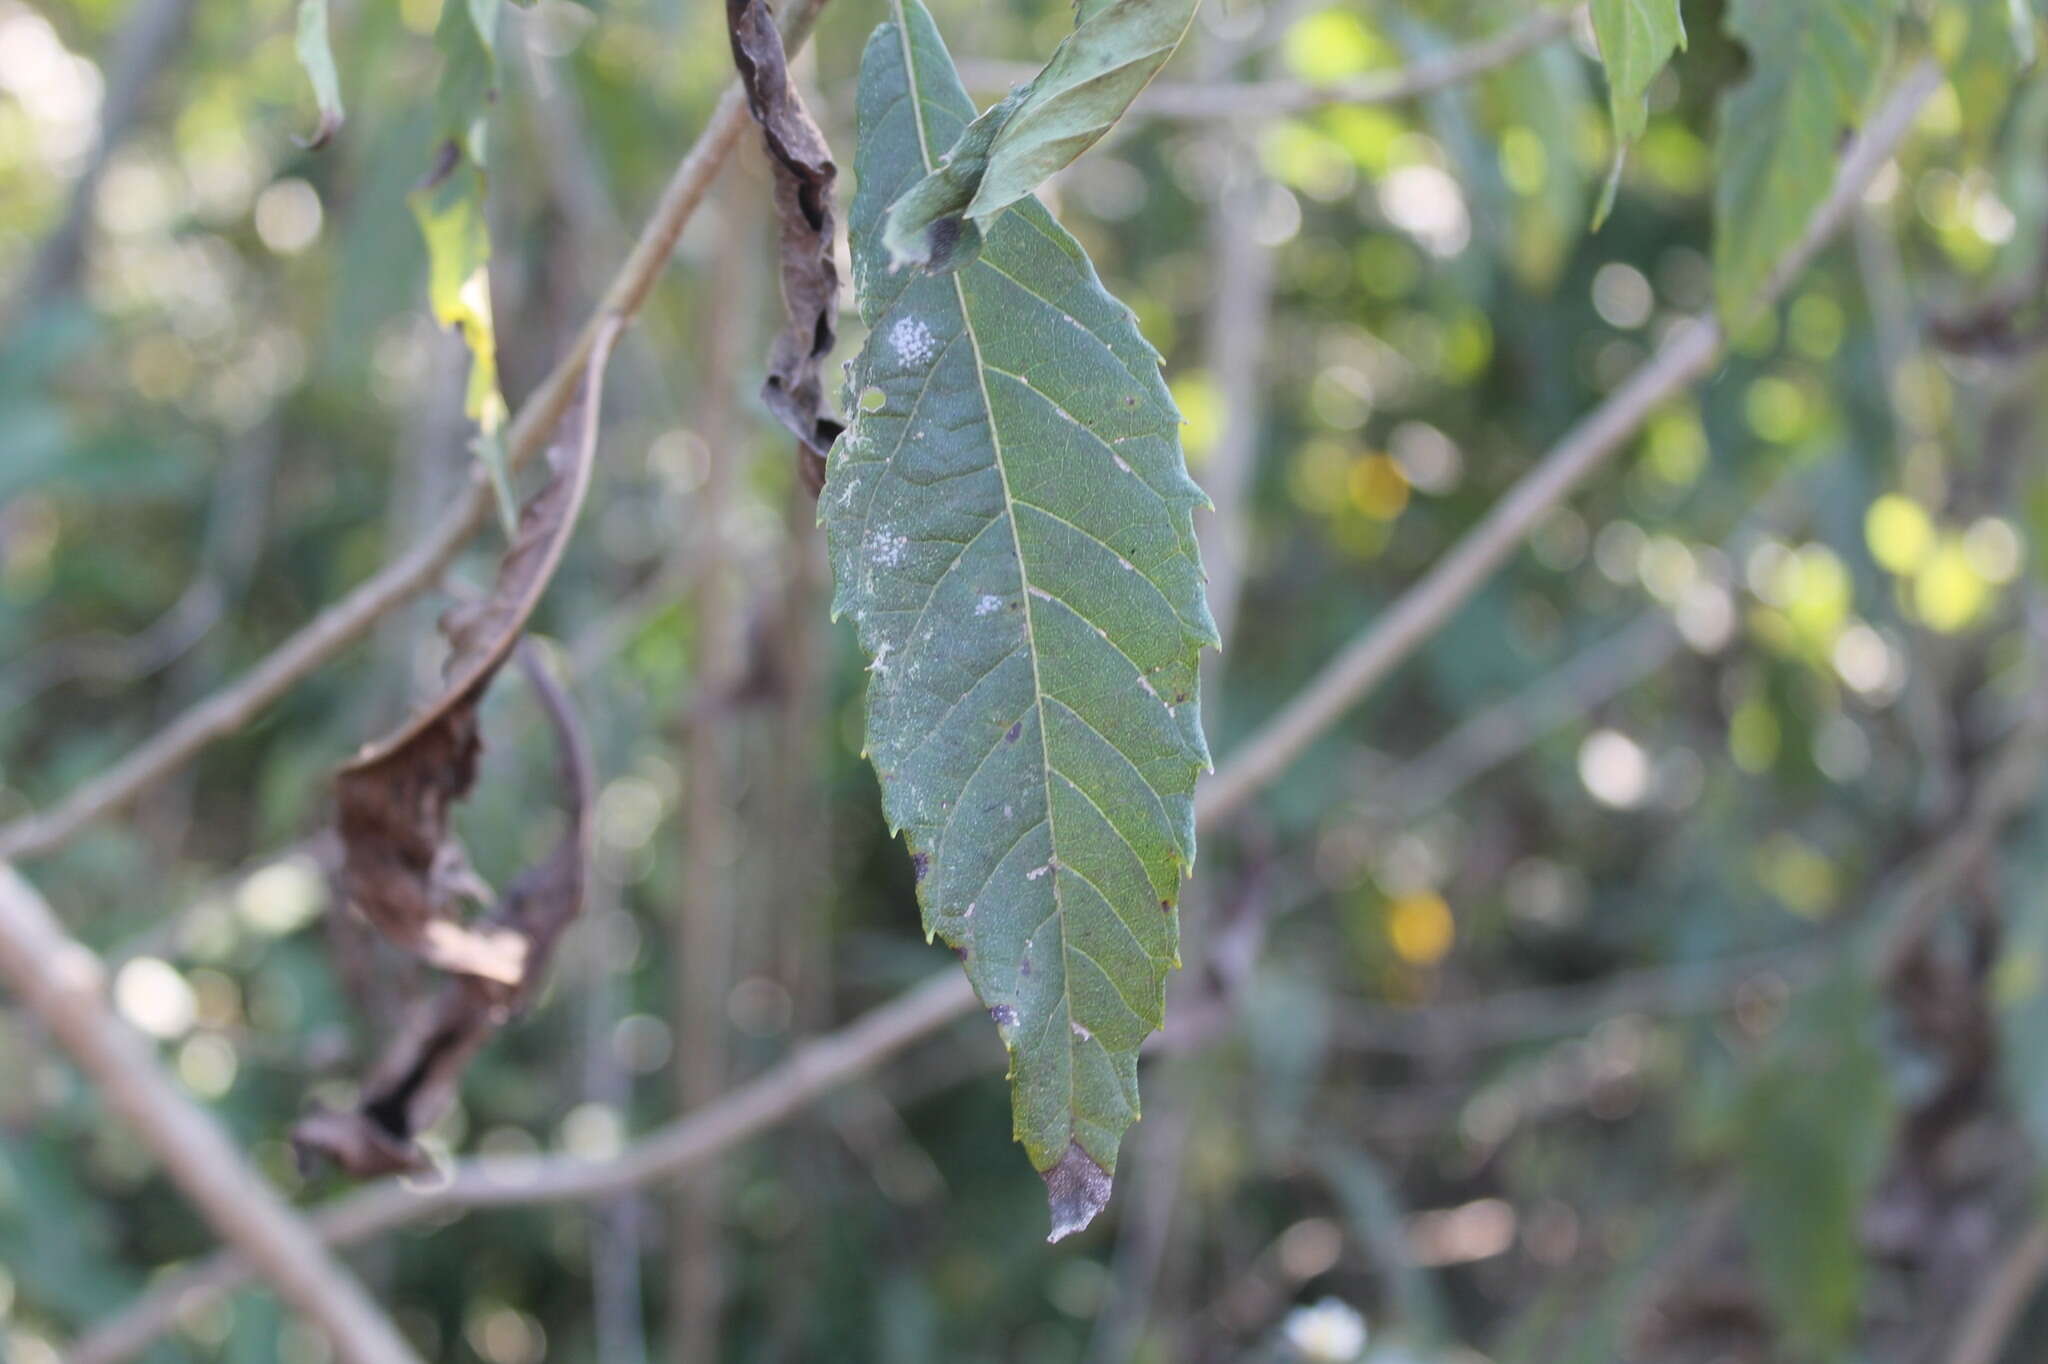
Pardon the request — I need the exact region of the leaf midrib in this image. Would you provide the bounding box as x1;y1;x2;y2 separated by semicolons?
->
891;1;1086;1129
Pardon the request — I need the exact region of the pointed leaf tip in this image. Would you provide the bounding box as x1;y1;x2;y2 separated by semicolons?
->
1043;1142;1112;1242
841;0;1209;1230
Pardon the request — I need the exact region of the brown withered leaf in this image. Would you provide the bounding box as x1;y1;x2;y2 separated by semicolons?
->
296;646;595;1177
332;319;620;984
727;0;843;494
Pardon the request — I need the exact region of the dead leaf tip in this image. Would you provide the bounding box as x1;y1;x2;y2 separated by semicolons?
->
1042;1141;1112;1242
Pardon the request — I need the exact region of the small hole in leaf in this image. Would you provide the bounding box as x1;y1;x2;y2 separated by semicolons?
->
859;386;886;412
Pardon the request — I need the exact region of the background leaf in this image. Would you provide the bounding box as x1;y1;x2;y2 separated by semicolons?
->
292;0;345;149
1736;971;1897;1352
413;0;510;513
880;0;1198;270
830;0;1215;1239
1589;0;1683;224
1712;0;1898;321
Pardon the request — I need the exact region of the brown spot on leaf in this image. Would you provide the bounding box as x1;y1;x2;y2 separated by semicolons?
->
1006;720;1023;744
911;851;930;883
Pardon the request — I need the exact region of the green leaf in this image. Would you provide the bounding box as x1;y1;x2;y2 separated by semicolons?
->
413;0;511;524
1592;0;1684;142
1495;37;1594;284
1996;811;2048;1156
1735;971;1895;1352
1935;0;2032;154
830;0;1215;1239
292;0;345;149
880;0;1197;271
1711;0;1899;323
1589;0;1684;225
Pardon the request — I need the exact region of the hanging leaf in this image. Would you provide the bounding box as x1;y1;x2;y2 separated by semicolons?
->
297;646;596;1177
829;0;1216;1239
292;0;345;149
880;0;1198;271
330;322;616;986
1711;0;1899;323
299;324;618;1178
1589;0;1684;224
413;0;513;524
727;0;844;492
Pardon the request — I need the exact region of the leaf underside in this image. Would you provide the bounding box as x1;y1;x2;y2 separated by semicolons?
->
1712;0;1896;321
828;0;1216;1240
880;0;1198;271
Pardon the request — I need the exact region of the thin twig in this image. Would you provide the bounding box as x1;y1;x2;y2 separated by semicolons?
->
0;0;835;865
1383;461;1818;817
957;4;1581;120
67;968;981;1364
1332;944;1833;1055
1941;1218;2048;1364
1195;60;1944;827
1868;602;2048;977
0;864;422;1364
1195;136;1275;653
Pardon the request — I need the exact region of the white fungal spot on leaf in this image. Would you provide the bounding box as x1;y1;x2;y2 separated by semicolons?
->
1026;864;1051;881
1071;1020;1092;1042
889;315;937;365
865;526;908;567
975;593;1001;616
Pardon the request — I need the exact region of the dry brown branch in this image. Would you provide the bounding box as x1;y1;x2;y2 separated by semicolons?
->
1941;1217;2048;1364
0;864;423;1364
68;968;980;1364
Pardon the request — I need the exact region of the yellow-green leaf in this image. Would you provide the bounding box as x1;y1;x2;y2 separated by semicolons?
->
413;0;510;521
1590;0;1684;224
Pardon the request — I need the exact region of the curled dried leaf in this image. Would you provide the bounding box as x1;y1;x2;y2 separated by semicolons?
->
332;320;618;982
727;0;843;492
296;646;595;1177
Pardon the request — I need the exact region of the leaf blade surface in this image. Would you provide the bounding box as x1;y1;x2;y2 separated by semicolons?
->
829;0;1215;1239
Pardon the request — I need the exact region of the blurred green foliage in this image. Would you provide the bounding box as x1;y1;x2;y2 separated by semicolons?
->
6;0;2048;1360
